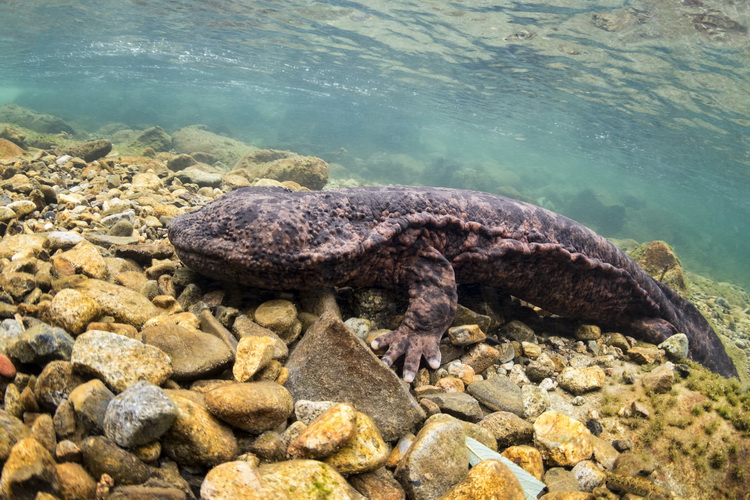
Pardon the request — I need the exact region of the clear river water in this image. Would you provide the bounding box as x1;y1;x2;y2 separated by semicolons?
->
1;0;748;288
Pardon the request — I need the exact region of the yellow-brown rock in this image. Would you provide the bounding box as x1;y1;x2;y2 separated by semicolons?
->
56;462;97;500
52;240;107;279
72;279;159;328
539;492;595;500
201;459;366;499
49;288;102;334
161;393;238;467
262;460;364;498
233;335;275;382
324;411;390;475
348;467;406;500
234;149;329;190
131;171;163;190
630;240;687;293
0;437;61;499
0;137;25;160
502;445;544;479
200;461;265;499
288;403;358;459
254;299;302;342
447;324;486;346
439;459;524;500
70;330;173;392
204;381;294;433
0;234;46;259
557;366;605;395
534;411;593;467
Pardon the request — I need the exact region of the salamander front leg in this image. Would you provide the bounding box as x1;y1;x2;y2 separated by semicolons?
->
371;245;457;382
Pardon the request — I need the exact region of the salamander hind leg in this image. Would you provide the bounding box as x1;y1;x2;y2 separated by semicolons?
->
628;317;678;346
371;245;457;382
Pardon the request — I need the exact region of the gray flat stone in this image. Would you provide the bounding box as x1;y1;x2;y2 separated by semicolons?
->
467;376;524;417
285;313;425;441
419;392;484;422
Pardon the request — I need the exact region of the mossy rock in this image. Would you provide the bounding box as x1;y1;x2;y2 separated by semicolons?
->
630;240;687;293
172;125;257;167
0;103;75;134
233;150;329;190
0;124;27;148
127;126;172;153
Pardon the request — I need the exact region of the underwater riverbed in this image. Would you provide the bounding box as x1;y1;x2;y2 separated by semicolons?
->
0;0;749;290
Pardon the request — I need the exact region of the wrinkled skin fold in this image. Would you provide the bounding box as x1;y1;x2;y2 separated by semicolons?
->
168;185;738;381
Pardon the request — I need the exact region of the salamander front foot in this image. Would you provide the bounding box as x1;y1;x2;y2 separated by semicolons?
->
371;327;443;383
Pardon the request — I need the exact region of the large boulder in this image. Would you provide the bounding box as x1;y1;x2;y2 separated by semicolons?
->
285;313;425;441
0;104;75;134
127;126;172;152
172;125;256;166
233;149;329;189
56;139;112;162
629;240;687;293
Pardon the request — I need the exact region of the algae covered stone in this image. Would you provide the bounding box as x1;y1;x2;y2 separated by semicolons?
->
630;240;687;293
557;366;606;395
440;459;524;500
72;279;160;328
533;411;593;467
234;149;329;190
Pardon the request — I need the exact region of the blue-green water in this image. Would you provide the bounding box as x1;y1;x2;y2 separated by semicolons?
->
1;0;749;288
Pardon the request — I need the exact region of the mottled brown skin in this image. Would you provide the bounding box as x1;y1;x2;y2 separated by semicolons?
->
168;186;737;381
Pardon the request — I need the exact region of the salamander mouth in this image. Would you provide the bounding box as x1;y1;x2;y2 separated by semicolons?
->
171;245;230;280
168;214;230;280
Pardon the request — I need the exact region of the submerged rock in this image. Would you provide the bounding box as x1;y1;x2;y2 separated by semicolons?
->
288;403;357;459
173;163;224;187
71;330;173;392
441;459;524;500
172;124;256;165
0;103;75;134
0;410;31;462
630;240;687;293
285;313;425;441
162;392;239;468
103;381;177;448
56;139;112;162
141;323;232;380
0;137;25;160
395;415;469;500
1;437;61;499
534;411;593;467
658;333;689;362
324;411;389;474
204;381;294;433
233;149;329;189
79;436;152;485
127;126;172;152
